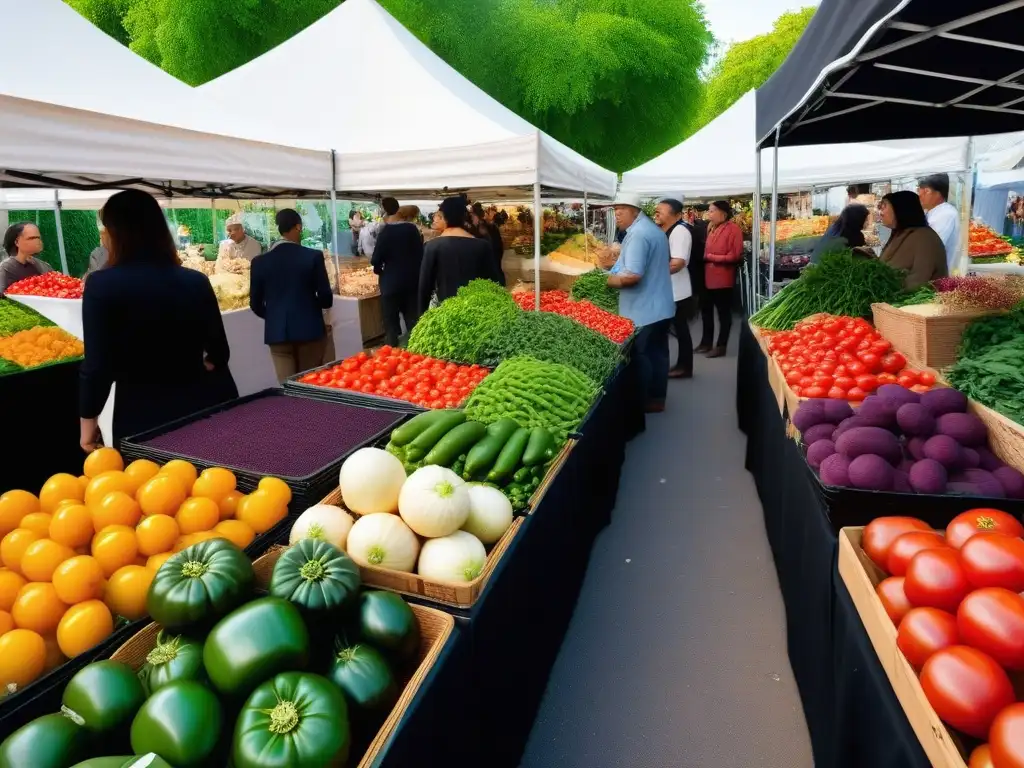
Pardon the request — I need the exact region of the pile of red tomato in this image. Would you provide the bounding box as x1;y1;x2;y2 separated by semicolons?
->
512;290;634;344
298;346;490;409
5;273;84;299
764;315;935;401
867;511;1024;764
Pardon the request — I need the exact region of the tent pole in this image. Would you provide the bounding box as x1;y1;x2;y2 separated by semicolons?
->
53;191;69;276
533;182;541;311
957;137;976;276
768;127;781;300
583;191;589;262
210;198;217;244
330;150;340;279
753;151;762;311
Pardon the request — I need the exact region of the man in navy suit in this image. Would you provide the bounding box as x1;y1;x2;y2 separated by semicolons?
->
250;208;334;382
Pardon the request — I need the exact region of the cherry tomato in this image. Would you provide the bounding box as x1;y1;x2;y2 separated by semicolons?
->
957;587;1024;670
859;353;881;373
881;352;907;374
968;744;995;768
990;704;1024;768
919;371;936;386
833;376;856;391
876;576;912;625
960;533;1024;592
947;509;1024;549
886;531;949;577
846;360;867;376
920;646;1015;738
898;373;918;388
862;517;932;571
855;374;880;393
827;386;847;400
845;387;867;402
897;607;959;667
904;548;971;613
804;386;827;399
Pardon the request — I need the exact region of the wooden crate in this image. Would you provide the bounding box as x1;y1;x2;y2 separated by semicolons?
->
968;399;1024;475
358;295;385;345
837;527;968;768
111;599;453;768
309;488;523;608
871;303;992;370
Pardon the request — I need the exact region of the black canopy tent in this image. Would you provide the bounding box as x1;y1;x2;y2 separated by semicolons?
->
749;0;1024;307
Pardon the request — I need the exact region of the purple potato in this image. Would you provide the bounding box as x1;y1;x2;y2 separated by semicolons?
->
792;399;831;432
920;388;968;417
835;426;902;466
857;398;901;430
833;417;865;442
819;453;852;488
975;446;1004;472
876;384;920;407
960;468;1006;498
909;459;948;495
892;470;912;494
906;437;928;461
822;399;855;424
923;434;964;470
947;482;981;496
807;439;837;469
993;466;1024;500
847;454;895;491
935;412;988;448
896;403;936;438
962;448;981;469
803;423;838;447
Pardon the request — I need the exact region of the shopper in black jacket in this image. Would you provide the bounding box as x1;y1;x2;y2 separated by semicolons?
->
79;190;236;451
372;204;424;346
250;209;334;382
419;197;502;312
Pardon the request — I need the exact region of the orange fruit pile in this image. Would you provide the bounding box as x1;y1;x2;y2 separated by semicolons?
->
0;326;83;368
0;448;291;693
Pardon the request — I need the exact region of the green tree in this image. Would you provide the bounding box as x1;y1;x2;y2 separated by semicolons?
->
694;7;815;132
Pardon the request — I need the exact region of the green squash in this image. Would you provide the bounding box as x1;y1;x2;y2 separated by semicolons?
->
137;631;206;696
130;681;222;768
327;642;398;720
0;713;87;768
62;660;146;735
71;756;173;768
233;673;350;768
203;597;310;699
146;538;254;633
358;591;419;661
269;539;361;616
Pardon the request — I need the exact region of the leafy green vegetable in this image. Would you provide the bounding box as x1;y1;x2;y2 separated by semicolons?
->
947;336;1024;425
570;269;619;314
957;309;1024;360
0;298;53;338
407;280;518;363
750;250;904;330
891;284;937;308
479;311;619;384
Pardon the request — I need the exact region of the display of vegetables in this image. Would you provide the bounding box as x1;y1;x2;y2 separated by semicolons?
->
0;326;83;369
465;356;598;441
298;346;491;410
890;284;937;308
795;385;1024;498
751;251;904;330
512;289;634;344
948;310;1024;427
862;512;1024;761
5;272;84;299
0;448;292;695
570;269;619;314
969;222;1014;257
0;297;54;337
407;279;519;363
934;275;1024;312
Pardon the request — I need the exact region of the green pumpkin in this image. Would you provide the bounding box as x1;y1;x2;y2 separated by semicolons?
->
129;681;222;768
233;673;350;768
71;756;173;768
62;660;146;735
358;591;419;661
269;539;361;617
137;631;207;696
146;538;254;633
0;713;87;768
327;642;398;720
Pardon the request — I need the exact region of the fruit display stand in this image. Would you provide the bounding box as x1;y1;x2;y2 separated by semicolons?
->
871;302;992;371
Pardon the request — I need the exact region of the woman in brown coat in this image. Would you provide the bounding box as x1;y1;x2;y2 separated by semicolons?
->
877;191;948;289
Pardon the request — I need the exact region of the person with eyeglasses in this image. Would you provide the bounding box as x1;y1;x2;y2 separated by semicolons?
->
0;222;53;294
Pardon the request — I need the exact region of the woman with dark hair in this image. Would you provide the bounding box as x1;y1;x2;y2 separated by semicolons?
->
470;202;506;286
0;222;53;294
877;190;948;289
696;200;743;358
79;189;235;451
418;196;502;312
811;203;869;263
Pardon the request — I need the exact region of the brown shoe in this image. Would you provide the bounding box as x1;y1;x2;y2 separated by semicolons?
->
693;344;711;353
645;400;666;413
706;346;727;358
668;368;692;379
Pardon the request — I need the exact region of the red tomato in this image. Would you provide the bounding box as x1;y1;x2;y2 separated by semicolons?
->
859;353;882;373
846;360;867;376
887;531;949;577
905;548;971;612
881;353;907;374
804;386;827;399
877;372;899;385
827;386;847;400
897;607;959;667
862;517;932;571
834;376;856;391
855;374;880;393
961;533;1024;592
919;371;937;386
990;704;1024;768
947;509;1024;549
785;371;802;385
957;588;1024;670
845;387;867;402
968;744;995;768
919;646;1015;738
910;384;931;393
876;577;912;625
791;386;803;396
798;376;815;388
897;373;918;388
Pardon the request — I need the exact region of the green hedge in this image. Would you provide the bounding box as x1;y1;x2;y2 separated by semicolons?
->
7;209;99;277
170;208;232;246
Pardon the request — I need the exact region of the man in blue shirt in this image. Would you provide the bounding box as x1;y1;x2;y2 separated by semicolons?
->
607;193;675;413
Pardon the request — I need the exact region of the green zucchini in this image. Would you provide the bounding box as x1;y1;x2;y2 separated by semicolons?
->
465;419;519;478
392;409;462;447
523;427;555;466
405;411;466;461
424;422;487;467
487;427;530;483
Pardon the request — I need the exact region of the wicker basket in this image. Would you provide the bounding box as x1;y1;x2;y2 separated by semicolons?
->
871;303;992;370
110;592;454;768
528;439;574;512
308;489;523;608
968;400;1024;475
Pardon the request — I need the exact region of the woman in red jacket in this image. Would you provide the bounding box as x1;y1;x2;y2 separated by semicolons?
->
695;200;743;358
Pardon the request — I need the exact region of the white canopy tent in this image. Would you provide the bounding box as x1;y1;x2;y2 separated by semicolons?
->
197;0;616;201
621;91;971;199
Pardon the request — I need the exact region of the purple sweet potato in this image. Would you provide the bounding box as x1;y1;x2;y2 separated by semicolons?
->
923;434;964;470
906;437;928;461
876;384;920;407
822;399;854;424
857;398;901;430
993;466;1024;500
833;417;865;442
807;439;837;470
936;412;988;448
909;458;948;495
835;426;902;466
947;482;981;496
819;454;852;487
899;459;915;474
792;399;831;432
960;469;1005;498
848;454;895;491
896;403;936;438
962;448;981;469
892;470;912;494
975;446;1004;472
920;388;968;417
803;423;838;447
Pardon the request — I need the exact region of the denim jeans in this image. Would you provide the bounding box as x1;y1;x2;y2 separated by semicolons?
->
633;318;671;403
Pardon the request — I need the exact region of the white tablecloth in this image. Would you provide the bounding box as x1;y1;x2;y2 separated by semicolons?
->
8;295;366;445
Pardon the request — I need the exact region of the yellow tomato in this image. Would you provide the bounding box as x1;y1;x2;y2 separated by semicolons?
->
42;634;68;672
0;490;39;538
92;491;142;531
137;475;187;517
11;582;67;635
213;519;255;550
19;512;52;539
0;609;12;635
258;477;292;506
236;490;287;535
20;539;75;582
192;467;237;502
57;600;113;658
124;459;160;487
52;556;106;604
83;447;124;479
146;552;174;572
136;514;179;557
39;474;84;514
0;629;46;690
85;472;135;509
217;490;243;521
49;504;94;549
0;569;26;612
172;534;196;553
160;460;198;494
1;528;40;574
91;526;139;577
175;497;220;535
104;565;154;621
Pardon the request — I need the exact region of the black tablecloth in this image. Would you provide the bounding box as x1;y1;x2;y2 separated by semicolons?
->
737;322;929;768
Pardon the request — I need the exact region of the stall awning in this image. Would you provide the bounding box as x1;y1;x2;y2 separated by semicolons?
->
756;0;1024;148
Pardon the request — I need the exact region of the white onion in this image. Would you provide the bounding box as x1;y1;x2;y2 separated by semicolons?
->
398;466;470;538
346;513;419;572
462;484;513;545
417;530;486;583
339;448;406;515
289;505;355;551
